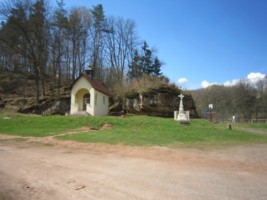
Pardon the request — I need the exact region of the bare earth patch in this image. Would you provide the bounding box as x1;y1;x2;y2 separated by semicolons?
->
0;134;267;200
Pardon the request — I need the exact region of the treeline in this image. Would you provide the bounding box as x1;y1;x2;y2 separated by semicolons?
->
191;77;267;121
0;0;163;102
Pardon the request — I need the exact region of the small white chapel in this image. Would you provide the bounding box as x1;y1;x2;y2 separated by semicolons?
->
70;68;110;116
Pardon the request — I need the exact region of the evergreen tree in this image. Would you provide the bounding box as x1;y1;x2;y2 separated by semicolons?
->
127;50;142;79
127;41;162;79
141;41;153;75
152;57;162;76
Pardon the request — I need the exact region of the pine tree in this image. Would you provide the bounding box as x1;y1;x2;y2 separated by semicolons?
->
127;41;162;79
141;41;153;75
127;50;142;79
151;57;162;76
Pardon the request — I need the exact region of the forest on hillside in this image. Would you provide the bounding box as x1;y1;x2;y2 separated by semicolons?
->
191;77;267;121
0;0;165;102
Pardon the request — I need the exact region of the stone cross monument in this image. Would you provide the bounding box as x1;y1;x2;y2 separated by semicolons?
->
174;93;190;122
178;93;185;113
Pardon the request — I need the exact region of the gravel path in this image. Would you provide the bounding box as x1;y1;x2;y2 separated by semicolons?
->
0;135;267;200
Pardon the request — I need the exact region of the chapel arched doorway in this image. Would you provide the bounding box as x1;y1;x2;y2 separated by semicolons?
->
83;93;91;110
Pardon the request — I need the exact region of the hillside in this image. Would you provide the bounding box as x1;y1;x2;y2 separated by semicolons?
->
0;72;70;114
0;72;198;117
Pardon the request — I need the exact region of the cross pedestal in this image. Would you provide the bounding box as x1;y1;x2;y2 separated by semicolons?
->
174;93;189;122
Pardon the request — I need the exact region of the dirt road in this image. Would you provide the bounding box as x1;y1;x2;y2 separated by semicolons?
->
0;136;267;200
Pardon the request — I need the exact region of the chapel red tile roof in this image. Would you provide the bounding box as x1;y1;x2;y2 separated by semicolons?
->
72;73;111;96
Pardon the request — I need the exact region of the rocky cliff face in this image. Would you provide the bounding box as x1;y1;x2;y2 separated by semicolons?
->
111;86;198;118
0;97;70;115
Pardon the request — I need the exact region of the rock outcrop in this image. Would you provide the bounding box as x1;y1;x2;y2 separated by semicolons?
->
10;97;70;115
110;85;198;118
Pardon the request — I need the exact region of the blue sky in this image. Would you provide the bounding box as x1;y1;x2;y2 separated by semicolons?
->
61;0;267;89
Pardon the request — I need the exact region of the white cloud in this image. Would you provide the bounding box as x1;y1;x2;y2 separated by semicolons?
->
177;77;188;84
224;79;239;87
200;80;219;88
247;72;266;83
195;72;266;89
223;72;266;87
201;80;211;88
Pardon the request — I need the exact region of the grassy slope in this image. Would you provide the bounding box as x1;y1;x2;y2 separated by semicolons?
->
236;123;267;131
58;116;267;147
0;113;266;147
0;115;104;137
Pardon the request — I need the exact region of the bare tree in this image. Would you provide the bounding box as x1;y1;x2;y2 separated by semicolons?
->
50;0;68;96
232;80;256;120
255;76;267;118
105;17;138;84
67;7;90;81
90;4;105;71
0;0;49;102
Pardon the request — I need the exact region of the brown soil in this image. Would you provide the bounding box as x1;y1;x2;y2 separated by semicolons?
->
100;124;113;130
80;126;97;131
79;124;113;131
0;134;267;200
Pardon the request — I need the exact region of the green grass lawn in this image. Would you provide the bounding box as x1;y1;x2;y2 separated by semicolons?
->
0;112;267;147
0;114;103;137
235;122;267;131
